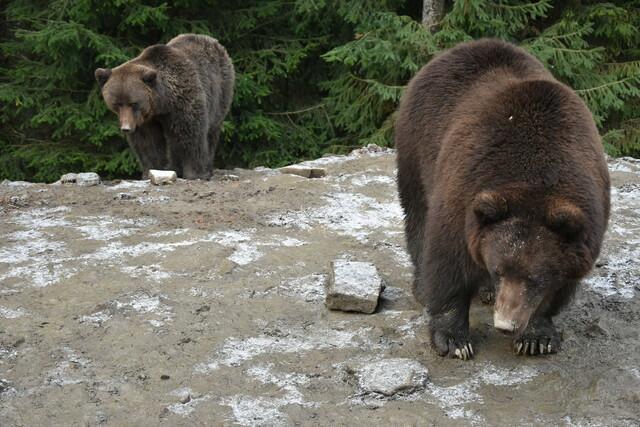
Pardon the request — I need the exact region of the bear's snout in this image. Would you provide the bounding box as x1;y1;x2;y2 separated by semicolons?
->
118;106;136;133
493;311;517;332
493;278;534;333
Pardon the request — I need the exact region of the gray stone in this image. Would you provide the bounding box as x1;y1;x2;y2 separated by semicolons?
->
178;390;191;404
326;260;382;313
76;172;101;186
358;358;429;396
279;166;326;179
149;170;177;185
59;173;78;184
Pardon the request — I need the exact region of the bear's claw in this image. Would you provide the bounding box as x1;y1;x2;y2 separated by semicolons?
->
513;317;560;356
432;330;475;360
514;339;555;355
454;342;474;360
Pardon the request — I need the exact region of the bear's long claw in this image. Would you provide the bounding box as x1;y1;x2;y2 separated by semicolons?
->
516;342;523;354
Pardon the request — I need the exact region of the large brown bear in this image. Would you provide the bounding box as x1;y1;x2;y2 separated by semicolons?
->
95;34;235;179
395;39;610;360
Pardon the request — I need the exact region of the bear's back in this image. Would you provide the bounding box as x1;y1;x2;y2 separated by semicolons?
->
167;34;235;126
396;39;551;159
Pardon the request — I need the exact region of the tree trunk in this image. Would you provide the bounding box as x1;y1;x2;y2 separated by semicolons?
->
422;0;445;31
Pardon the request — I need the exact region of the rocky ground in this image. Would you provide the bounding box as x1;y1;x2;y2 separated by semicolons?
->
1;146;639;426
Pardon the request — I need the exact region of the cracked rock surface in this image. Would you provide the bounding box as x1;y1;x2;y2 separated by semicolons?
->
1;148;639;426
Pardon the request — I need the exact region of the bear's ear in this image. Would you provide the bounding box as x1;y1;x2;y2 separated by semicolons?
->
142;69;157;86
472;191;508;225
95;68;112;87
546;199;585;239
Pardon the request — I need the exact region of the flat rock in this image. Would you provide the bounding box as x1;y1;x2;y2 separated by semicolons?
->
326;260;382;313
358;358;429;396
279;166;326;178
76;172;101;186
149;170;177;185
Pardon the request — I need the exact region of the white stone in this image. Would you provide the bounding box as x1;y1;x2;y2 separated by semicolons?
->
76;172;101;186
279;166;326;178
358;358;429;396
149;170;177;185
59;173;78;183
326;260;383;313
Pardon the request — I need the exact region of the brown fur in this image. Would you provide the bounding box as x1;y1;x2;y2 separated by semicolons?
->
96;34;235;179
395;39;610;358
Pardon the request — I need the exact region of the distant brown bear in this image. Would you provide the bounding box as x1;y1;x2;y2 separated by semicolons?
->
395;39;610;360
95;34;235;179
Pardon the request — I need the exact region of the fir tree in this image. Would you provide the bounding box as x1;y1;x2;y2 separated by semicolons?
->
0;0;639;182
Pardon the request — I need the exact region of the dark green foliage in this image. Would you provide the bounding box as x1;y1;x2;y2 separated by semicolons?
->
1;0;639;182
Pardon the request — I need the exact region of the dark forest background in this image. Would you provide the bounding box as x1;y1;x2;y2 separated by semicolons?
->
1;0;639;182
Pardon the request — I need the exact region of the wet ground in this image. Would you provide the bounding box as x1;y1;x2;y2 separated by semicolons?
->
1;147;639;426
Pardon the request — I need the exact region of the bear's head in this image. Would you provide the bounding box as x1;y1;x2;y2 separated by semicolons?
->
466;190;593;334
95;64;157;133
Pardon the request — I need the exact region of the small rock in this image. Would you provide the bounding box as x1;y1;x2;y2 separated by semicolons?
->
160;374;170;380
76;172;101;186
326;260;383;313
114;193;136;200
178;390;191;404
279;166;326;179
220;174;240;181
149;170;177;185
358;358;429;396
59;173;78;184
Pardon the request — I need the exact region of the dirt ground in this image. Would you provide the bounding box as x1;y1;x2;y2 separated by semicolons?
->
1;146;639;426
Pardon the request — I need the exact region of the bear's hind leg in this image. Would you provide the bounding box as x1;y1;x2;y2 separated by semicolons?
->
165;125;208;180
397;157;427;271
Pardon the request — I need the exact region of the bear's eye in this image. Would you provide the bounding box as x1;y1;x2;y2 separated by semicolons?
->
131;103;139;111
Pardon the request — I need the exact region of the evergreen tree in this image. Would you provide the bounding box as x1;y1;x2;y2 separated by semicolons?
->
1;0;639;182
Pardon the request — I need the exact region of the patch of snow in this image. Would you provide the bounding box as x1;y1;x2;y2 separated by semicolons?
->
121;264;172;282
166;388;211;416
0;230;65;264
0;261;76;288
229;243;263;266
221;364;315;427
268;192;403;241
349;174;395;187
106;180;150;190
585;184;640;299
426;363;539;421
195;325;372;373
11;206;71;228
209;230;306;266
251;273;326;302
44;348;92;387
149;229;190;237
115;293;173;327
75;215;156;241
295;145;394;168
0;306;27;319
80;311;112;326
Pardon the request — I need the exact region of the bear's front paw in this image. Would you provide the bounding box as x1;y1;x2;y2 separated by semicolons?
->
514;318;561;356
431;329;474;360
